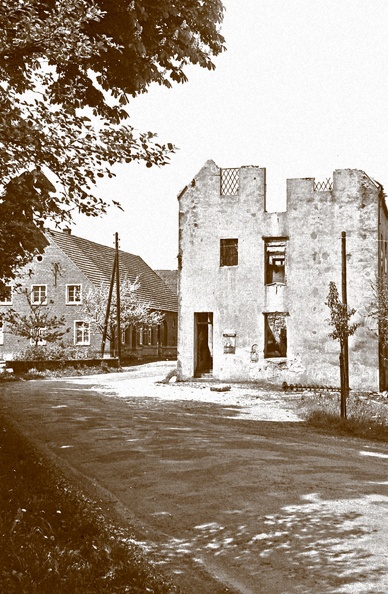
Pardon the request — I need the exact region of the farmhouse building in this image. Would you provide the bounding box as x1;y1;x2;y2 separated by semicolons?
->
177;160;388;391
0;229;177;361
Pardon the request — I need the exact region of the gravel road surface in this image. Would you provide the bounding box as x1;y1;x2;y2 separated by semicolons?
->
1;361;388;594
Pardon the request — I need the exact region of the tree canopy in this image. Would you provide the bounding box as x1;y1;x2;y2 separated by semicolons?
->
81;276;164;350
369;275;388;348
3;288;67;347
0;0;225;290
326;281;359;345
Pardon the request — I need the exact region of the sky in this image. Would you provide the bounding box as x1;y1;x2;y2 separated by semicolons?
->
70;0;388;270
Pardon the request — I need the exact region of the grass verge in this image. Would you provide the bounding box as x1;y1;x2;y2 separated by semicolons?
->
0;414;180;594
298;392;388;442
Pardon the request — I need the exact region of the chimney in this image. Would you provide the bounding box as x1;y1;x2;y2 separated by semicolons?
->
64;228;71;235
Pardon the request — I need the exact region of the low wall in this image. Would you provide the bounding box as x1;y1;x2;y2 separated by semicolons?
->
7;358;120;374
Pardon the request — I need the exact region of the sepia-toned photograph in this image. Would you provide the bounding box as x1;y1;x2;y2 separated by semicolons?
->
1;1;388;592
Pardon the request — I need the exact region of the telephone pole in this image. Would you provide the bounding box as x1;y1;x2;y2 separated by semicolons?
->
341;231;349;418
101;254;116;358
115;232;121;365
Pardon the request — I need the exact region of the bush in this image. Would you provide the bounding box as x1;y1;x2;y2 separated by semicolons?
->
25;367;46;379
13;344;100;362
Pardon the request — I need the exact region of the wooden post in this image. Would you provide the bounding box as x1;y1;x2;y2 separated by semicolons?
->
101;254;116;357
115;232;121;365
341;231;349;418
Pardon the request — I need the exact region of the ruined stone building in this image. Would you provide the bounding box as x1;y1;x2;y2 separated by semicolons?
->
177;160;388;391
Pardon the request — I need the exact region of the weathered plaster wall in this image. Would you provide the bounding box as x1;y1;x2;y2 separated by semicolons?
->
178;161;384;390
178;160;287;381
377;190;388;389
286;170;380;390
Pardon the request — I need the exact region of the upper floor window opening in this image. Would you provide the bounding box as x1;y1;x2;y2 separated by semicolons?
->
220;168;239;196
220;239;238;267
265;239;286;284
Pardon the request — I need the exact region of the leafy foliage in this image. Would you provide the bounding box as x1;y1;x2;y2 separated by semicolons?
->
0;0;225;287
3;288;67;346
12;343;97;361
81;276;164;344
325;281;359;345
369;274;388;348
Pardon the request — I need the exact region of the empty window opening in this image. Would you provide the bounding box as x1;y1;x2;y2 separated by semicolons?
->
265;240;286;284
220;239;238;267
220;168;239;195
264;313;287;358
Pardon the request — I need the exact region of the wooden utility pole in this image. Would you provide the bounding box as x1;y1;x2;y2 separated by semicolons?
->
341;231;349;418
101;254;116;358
115;232;121;365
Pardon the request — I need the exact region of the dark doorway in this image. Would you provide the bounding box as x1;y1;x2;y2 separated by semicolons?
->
194;312;213;377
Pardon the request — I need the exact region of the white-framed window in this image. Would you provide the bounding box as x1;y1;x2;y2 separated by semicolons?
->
0;286;12;305
0;321;4;345
30;327;47;347
66;284;82;304
74;321;90;345
121;329;126;345
143;326;152;346
137;326;143;346
31;285;47;305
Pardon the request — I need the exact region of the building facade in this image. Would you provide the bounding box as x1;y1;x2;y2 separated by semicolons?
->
0;230;177;361
177;160;388;391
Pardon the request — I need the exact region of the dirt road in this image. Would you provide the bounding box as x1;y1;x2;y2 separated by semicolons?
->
1;362;388;593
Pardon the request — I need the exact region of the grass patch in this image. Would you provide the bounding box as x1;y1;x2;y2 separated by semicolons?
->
0;414;180;594
299;392;388;442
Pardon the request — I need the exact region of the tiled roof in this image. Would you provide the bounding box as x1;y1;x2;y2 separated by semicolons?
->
155;270;178;295
47;230;177;312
